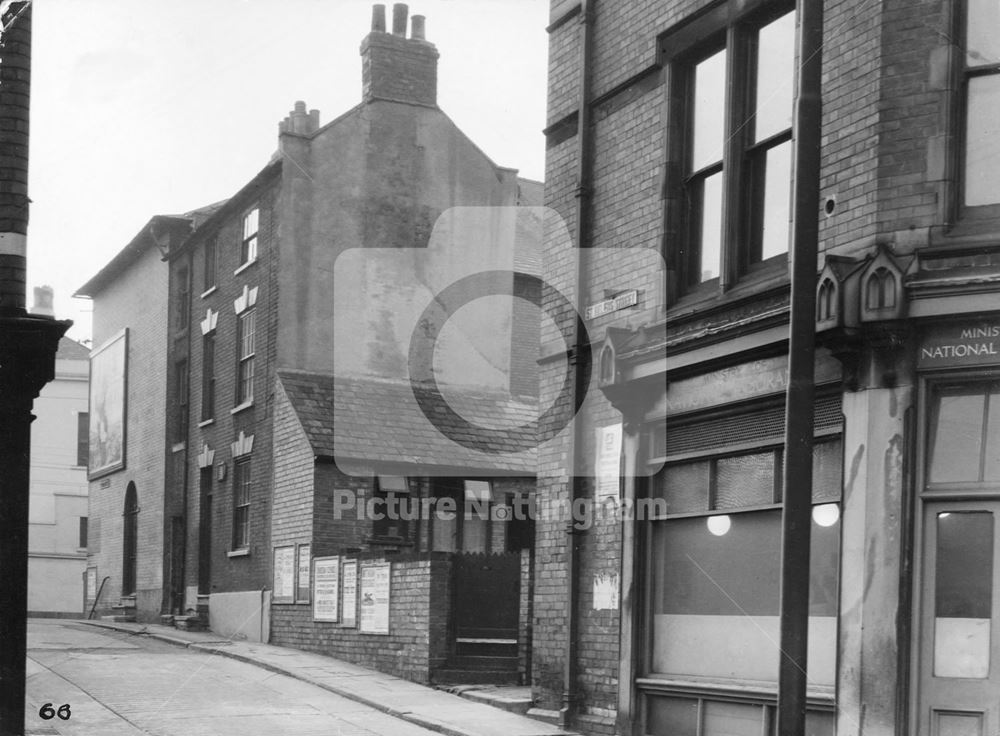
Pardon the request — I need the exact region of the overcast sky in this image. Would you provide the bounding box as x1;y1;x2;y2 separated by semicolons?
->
23;0;549;343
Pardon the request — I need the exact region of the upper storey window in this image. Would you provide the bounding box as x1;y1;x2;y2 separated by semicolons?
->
240;208;259;267
963;0;1000;208
664;3;795;296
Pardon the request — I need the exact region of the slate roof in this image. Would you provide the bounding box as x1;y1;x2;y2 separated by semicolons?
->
57;336;91;361
278;369;537;474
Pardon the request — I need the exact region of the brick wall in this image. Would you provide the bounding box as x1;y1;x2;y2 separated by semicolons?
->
86;244;169;621
361;30;439;107
270;555;451;684
177;174;282;602
270;380;314;548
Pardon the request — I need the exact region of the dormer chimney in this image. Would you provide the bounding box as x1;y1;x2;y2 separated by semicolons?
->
360;3;439;107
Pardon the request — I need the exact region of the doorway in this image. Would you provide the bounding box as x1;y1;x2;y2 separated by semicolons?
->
917;501;999;736
122;482;138;596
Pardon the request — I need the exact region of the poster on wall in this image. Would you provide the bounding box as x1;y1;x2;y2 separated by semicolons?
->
296;544;311;602
88;329;128;479
359;562;390;634
85;567;97;601
312;556;340;622
595;423;622;500
341;560;358;627
272;546;295;602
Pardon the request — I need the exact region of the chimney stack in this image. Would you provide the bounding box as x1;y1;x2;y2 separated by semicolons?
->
360;3;439;107
278;100;321;136
31;285;53;317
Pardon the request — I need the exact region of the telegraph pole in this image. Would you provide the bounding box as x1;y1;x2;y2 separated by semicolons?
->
0;3;70;734
775;0;823;733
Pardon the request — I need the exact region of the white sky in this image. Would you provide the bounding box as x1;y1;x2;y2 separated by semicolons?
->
23;0;549;343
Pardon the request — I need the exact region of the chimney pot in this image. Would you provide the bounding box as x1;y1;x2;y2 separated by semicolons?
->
371;4;386;32
411;14;425;40
32;285;54;317
392;3;408;36
294;100;306;113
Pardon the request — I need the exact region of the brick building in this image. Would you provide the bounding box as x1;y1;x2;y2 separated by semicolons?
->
127;3;542;682
76;214;198;620
532;0;1000;735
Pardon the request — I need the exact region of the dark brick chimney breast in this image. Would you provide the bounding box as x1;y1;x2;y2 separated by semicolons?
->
361;3;439;107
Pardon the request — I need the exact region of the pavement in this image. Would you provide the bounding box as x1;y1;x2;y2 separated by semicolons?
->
76;619;576;736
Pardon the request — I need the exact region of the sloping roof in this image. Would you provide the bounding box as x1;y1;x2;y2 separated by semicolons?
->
56;336;91;361
74;214;191;298
278;369;537;474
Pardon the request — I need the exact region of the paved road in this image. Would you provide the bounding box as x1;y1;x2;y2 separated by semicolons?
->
25;619;440;736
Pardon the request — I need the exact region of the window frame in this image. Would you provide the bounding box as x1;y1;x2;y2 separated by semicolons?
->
175;265;190;332
239;207;259;268
201;332;216;422
236;309;256;405
202;236;217;294
661;0;796;301
173;359;189;444
640;398;842;724
371;475;411;542
956;0;1000;221
76;411;89;467
232;458;251;551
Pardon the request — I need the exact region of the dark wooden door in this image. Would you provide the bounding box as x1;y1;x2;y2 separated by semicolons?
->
453;552;520;644
122;483;138;596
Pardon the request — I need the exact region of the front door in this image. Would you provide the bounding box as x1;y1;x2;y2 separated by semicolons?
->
918;500;1000;736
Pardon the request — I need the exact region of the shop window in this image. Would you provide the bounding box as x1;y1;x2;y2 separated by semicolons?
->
928;383;1000;485
240;208;259;267
963;0;1000;209
649;421;841;696
664;3;795;295
232;459;251;550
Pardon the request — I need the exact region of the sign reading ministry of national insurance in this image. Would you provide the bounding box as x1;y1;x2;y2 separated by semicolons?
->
919;322;1000;368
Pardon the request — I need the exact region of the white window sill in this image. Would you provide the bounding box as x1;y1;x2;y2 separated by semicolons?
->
233;258;257;276
171;442;186;453
198;418;215;428
231;401;254;415
200;286;217;299
227;549;250;558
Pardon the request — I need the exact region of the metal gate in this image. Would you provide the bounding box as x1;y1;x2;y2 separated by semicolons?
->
452;552;520;645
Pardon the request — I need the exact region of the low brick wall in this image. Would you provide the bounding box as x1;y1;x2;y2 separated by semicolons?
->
270;553;452;683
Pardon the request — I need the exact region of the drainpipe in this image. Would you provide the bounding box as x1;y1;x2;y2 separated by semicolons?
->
776;0;823;733
561;0;594;727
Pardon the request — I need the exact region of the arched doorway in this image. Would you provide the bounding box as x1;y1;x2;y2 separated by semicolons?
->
122;482;138;596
